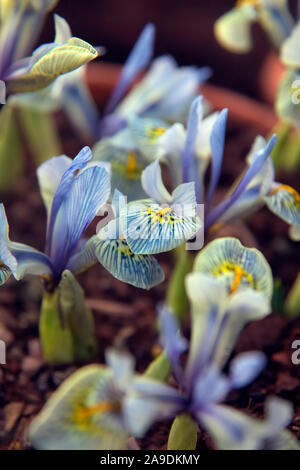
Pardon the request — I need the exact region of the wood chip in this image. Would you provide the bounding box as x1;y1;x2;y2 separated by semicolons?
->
86;298;135;317
4;402;24;433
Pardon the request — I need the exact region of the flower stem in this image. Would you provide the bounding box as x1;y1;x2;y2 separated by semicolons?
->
144;245;193;381
166;245;194;323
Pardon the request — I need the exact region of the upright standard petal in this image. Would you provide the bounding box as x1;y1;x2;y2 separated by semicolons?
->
129;116;169;160
206;135;278;228
37;155;72;214
206;109;228;207
105;24;155;114
93;137;148;202
46;146;93;252
181;96;203;183
158;305;188;383
141;160;172;204
280;22;300;68
214;5;257;53
48;152;111;276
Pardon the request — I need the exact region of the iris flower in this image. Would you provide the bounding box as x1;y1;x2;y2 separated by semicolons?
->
0;146;164;290
119;97;279;254
214;0;294;53
28;238;299;450
0;1;98;98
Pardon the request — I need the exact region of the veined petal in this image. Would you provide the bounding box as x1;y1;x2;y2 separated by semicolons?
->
192;367;230;409
181;96;203;183
37;155;72;214
280;22;300;68
124;374;185;437
0;203;17;283
195;110;220;160
105;23;155;114
229;352;267;389
193;237;273;299
7;37;98;94
116;55;177;118
158;305;188;383
52;66;100;143
211;288;270;369
0;205;51;283
276;70;300;128
29;364;129;450
121;199;199;254
214;5;257;54
141;160;172;204
46;146;93;252
145;66;202;123
9;241;52;279
93;138;147;202
184;273;228;384
92;235;165;290
123;391;183;439
66;238;97;275
129;116;169;160
171;182;197;206
197;404;261;450
50;164;111;276
206;109;228;207
105;349;135;390
289;224;300;241
206;135;278;228
198;394;299;450
264;183;300;227
158;123;185;187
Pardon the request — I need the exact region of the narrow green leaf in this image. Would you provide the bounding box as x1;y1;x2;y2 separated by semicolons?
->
285;272;300;317
17;105;62;164
144;352;171;382
0;104;25;192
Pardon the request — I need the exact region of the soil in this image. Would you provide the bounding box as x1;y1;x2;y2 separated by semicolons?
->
0;97;299;450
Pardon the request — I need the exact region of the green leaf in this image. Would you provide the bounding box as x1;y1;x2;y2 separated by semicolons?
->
16;105;62;164
166;245;194;323
285;272;300;317
0;104;25;192
272;278;285;313
144;352;171;382
7;37;98;94
168;414;198;450
39;289;75;365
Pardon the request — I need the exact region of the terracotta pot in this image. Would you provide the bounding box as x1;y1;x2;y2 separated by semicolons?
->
258;52;285;106
86;62;278;136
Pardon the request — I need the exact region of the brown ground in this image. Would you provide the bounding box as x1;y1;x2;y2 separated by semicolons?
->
0;111;299;450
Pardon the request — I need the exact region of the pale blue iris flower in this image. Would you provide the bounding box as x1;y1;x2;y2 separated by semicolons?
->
0;147;110;286
41;15;210;142
28;268;299;450
0;146;165;290
123;97;278;251
214;0;294;53
0;2;98;97
120;159;201;254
